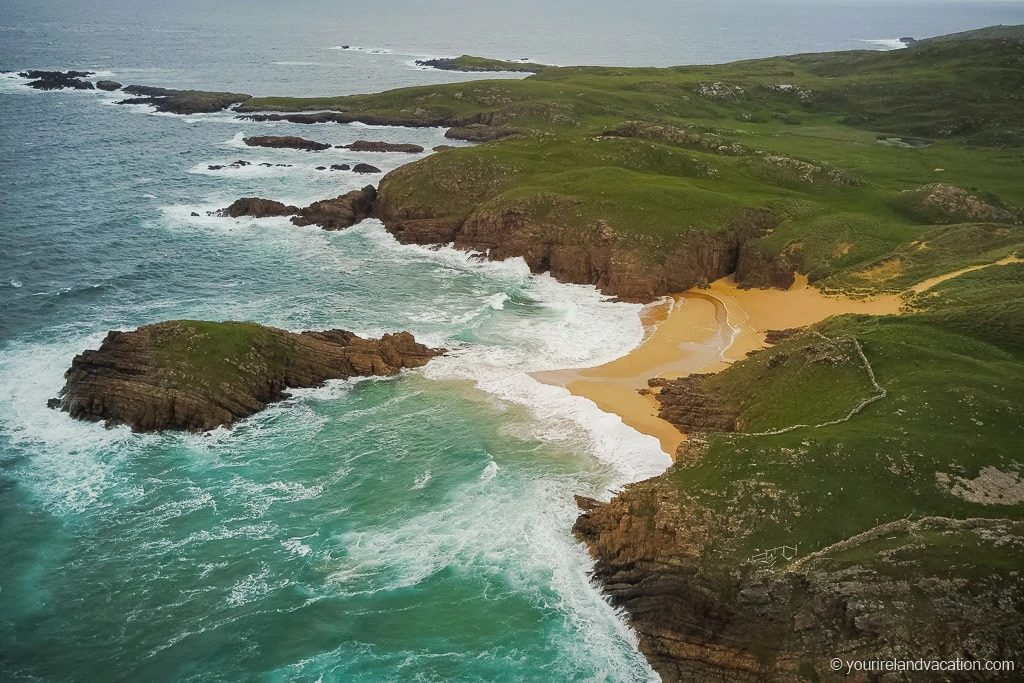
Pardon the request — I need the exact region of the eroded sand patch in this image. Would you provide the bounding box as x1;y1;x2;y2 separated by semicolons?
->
936;467;1024;505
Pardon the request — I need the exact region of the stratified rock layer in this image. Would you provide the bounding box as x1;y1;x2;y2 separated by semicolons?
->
56;321;443;432
575;490;1024;683
375;171;782;301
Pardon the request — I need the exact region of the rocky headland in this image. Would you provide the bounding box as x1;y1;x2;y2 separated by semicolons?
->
117;85;251;114
54;321;443;432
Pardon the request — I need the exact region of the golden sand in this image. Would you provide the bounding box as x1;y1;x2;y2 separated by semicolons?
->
533;274;901;457
534;255;1019;458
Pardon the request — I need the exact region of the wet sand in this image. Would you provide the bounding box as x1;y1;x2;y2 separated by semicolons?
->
532;274;901;457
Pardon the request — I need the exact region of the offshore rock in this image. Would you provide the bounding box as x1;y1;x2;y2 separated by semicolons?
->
95;80;122;91
21;70;95;90
243;135;331;151
291;185;377;230
351;163;381;174
219;197;298;218
340;140;425;153
55;321;443;432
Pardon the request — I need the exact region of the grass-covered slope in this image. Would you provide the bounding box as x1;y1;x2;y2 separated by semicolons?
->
579;264;1024;681
664;262;1024;561
238;32;1024;301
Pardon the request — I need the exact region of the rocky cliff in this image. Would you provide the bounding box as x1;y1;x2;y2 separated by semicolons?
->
374;173;784;301
575;489;1024;682
54;321;443;432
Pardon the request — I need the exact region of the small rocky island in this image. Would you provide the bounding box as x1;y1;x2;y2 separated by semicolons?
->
53;321;443;432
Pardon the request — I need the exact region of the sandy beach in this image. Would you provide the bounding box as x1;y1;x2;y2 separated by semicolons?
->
533;274;902;457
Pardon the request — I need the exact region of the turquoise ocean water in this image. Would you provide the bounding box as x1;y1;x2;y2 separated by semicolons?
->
3;1;1023;680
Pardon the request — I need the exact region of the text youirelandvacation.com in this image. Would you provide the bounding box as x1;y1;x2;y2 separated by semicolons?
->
832;658;1015;676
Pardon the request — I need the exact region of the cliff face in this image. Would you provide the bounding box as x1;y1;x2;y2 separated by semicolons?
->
374;175;782;301
56;321;443;432
575;487;1024;682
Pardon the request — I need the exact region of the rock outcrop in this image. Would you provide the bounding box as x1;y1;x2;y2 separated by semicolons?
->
574;489;1024;682
95;80;122;91
21;70;95;90
897;183;1022;224
118;86;251;114
413;57;545;74
654;373;741;433
444;124;518;142
351;163;381;174
243;135;330;151
291;185;377;230
375;174;783;301
219;197;298;218
340;140;425;153
54;320;443;432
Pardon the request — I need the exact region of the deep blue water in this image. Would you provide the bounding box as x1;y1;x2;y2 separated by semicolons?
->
2;1;1022;681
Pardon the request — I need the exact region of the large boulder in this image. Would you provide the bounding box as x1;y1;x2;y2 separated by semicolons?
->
54;321;444;432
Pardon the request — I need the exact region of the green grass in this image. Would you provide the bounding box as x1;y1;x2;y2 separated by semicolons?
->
243;36;1021;295
149;320;296;396
659;265;1024;563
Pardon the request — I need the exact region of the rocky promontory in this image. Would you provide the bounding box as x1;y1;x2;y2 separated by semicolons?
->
575;493;1024;682
243;135;331;151
54;320;443;432
117;85;251;114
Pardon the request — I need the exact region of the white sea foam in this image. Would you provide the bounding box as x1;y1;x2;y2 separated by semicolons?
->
328;45;394;54
0;333;149;513
411;470;432;489
861;38;909;50
322;462;657;678
352;221;673;483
